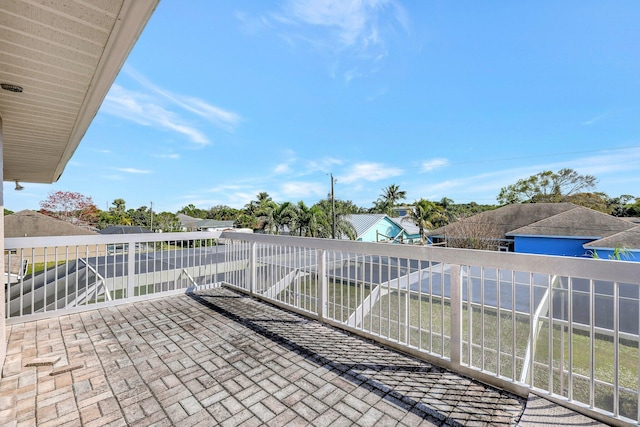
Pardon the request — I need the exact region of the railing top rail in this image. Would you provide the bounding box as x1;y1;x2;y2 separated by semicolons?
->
5;231;220;249
220;231;640;284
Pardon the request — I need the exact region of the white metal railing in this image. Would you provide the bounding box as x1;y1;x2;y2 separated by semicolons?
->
4;230;640;426
4;232;226;322
217;232;640;427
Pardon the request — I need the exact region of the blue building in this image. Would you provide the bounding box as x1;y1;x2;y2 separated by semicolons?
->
344;214;417;243
427;203;640;261
506;206;636;258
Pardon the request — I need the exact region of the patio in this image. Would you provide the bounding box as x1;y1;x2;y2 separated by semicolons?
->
0;287;610;426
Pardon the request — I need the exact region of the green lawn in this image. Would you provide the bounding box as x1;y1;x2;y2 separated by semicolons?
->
27;260;67;276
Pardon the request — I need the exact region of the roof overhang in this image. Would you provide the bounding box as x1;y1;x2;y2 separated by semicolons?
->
0;0;159;183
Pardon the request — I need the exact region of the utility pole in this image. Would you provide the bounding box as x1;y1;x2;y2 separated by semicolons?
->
331;173;336;239
150;201;154;232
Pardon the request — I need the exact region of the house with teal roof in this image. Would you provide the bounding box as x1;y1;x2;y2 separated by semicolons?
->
344;214;418;243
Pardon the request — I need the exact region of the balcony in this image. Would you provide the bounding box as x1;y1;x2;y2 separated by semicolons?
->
2;231;637;426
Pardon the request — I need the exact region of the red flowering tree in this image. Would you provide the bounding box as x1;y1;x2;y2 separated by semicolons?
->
39;191;99;226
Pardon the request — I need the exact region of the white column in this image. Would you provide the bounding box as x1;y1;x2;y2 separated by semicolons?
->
0;115;7;372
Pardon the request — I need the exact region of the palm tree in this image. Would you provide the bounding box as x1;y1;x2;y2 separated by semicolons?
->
334;214;357;240
374;184;407;216
312;199;358;240
291;202;331;238
273;201;297;235
291;201;311;237
254;199;278;234
245;192;272;215
381;184;406;206
403;199;447;244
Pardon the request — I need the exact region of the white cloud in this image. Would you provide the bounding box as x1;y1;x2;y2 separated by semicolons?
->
339;162;402;184
304;156;343;174
421;158;449;172
566;146;640;176
154;153;180;159
417;147;640;203
274;163;291;174
206;184;248;193
264;0;410;81
102;68;242;147
281;0;408;48
103;85;210;146
281;181;325;198
115;167;152;174
582;113;610;126
125;67;241;132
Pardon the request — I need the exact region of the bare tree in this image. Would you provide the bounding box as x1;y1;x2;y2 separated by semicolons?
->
441;215;504;250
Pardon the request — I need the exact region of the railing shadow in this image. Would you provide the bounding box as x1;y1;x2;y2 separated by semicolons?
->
188;288;526;426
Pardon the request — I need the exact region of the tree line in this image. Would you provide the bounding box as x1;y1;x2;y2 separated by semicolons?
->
13;169;640;239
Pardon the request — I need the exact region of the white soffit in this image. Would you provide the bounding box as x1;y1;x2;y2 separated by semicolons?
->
0;0;159;183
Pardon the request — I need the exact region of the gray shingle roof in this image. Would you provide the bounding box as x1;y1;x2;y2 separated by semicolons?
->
583;226;640;249
193;219;234;229
428;203;577;238
5;210;98;237
507;206;635;238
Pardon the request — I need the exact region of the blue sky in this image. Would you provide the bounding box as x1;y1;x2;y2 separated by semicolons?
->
5;0;640;213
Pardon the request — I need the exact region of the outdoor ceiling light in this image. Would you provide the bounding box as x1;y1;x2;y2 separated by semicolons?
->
14;181;24;191
1;83;23;93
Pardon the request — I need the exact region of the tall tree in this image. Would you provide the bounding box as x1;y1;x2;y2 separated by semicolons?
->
153;212;182;232
402;199;447;244
254;199;278;234
106;198;131;225
606;194;635;217
291;201;331;238
178;203;207;219
372;184;407;216
207;205;240;221
273;201;297;235
312;200;357;240
39;191;98;225
497;168;597;205
315;198;364;215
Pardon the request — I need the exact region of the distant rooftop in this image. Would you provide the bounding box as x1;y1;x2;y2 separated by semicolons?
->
98;225;153;235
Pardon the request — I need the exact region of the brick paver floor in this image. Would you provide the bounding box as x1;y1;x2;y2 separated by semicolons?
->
1;287;527;426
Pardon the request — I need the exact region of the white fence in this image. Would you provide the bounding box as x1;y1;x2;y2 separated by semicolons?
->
4;232;227;321
218;232;640;427
4;230;640;426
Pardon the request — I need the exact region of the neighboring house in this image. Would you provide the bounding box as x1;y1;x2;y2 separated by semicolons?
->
191;219;235;232
344;214;416;243
177;214;201;231
428;203;640;260
5;210;98;238
506;206;636;258
177;214;234;232
4;210;100;277
583;226;640;261
391;217;422;242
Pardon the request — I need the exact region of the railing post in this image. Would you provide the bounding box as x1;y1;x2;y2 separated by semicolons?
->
249;242;257;297
317;249;327;321
450;264;462;365
127;240;135;298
